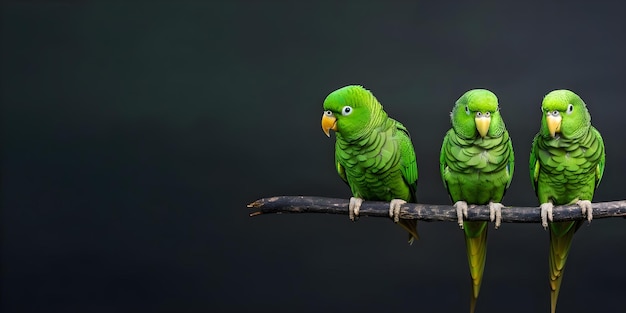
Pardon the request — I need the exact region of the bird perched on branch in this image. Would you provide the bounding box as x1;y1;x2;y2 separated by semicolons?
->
440;89;514;313
321;85;419;244
529;89;605;313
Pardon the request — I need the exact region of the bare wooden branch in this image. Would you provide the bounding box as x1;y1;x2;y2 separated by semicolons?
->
248;196;626;223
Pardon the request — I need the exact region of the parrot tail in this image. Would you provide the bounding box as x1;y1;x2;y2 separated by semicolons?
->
398;219;419;244
464;221;488;313
549;221;580;313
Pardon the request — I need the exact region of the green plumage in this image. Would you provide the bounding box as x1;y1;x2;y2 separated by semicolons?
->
322;85;419;243
529;90;605;313
440;89;514;313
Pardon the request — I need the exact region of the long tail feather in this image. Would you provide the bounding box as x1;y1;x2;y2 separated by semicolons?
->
398;219;419;244
464;221;488;313
549;221;580;313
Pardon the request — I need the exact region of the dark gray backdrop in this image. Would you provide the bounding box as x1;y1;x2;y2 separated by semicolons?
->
2;1;625;312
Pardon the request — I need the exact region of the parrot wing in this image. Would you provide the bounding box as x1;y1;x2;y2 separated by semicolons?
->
395;120;418;201
591;127;605;188
505;131;515;190
529;133;541;196
439;129;452;196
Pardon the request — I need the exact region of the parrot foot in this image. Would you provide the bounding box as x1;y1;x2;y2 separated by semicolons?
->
489;202;504;229
577;200;593;223
389;199;406;223
540;202;554;229
349;197;363;221
454;201;468;229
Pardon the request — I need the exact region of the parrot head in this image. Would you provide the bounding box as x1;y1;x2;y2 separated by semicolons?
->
451;89;504;139
540;89;591;139
321;85;386;139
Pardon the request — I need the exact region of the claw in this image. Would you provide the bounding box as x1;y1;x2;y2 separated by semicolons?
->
454;201;468;229
389;199;406;223
540;202;553;229
349;197;363;221
489;202;504;229
577;200;593;223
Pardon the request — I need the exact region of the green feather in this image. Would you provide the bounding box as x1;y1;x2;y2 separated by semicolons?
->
529;89;605;313
323;85;419;243
440;89;514;313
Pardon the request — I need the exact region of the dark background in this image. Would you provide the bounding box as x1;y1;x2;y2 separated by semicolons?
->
2;1;625;312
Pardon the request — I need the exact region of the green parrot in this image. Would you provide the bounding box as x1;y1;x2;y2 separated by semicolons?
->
321;85;419;244
440;89;514;313
529;89;605;313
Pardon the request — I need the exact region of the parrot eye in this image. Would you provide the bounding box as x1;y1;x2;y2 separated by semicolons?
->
341;106;353;116
552;110;559;116
465;106;470;115
476;112;482;117
324;110;333;116
484;111;490;117
566;104;574;114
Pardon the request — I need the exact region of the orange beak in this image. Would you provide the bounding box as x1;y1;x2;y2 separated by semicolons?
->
321;114;337;137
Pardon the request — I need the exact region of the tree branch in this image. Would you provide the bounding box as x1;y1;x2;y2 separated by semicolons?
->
248;196;626;223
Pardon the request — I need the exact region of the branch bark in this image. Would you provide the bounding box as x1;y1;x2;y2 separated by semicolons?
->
248;196;626;223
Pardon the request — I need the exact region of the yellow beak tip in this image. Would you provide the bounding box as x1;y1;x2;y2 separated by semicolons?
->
546;115;562;138
475;117;491;138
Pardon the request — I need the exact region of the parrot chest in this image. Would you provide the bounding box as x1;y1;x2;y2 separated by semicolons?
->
336;130;407;201
536;140;598;203
443;136;511;203
446;134;510;174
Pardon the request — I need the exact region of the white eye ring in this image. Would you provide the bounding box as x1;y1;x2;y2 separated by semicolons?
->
484;111;490;117
324;110;333;116
341;106;353;116
553;110;559;115
476;112;482;117
566;104;574;114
